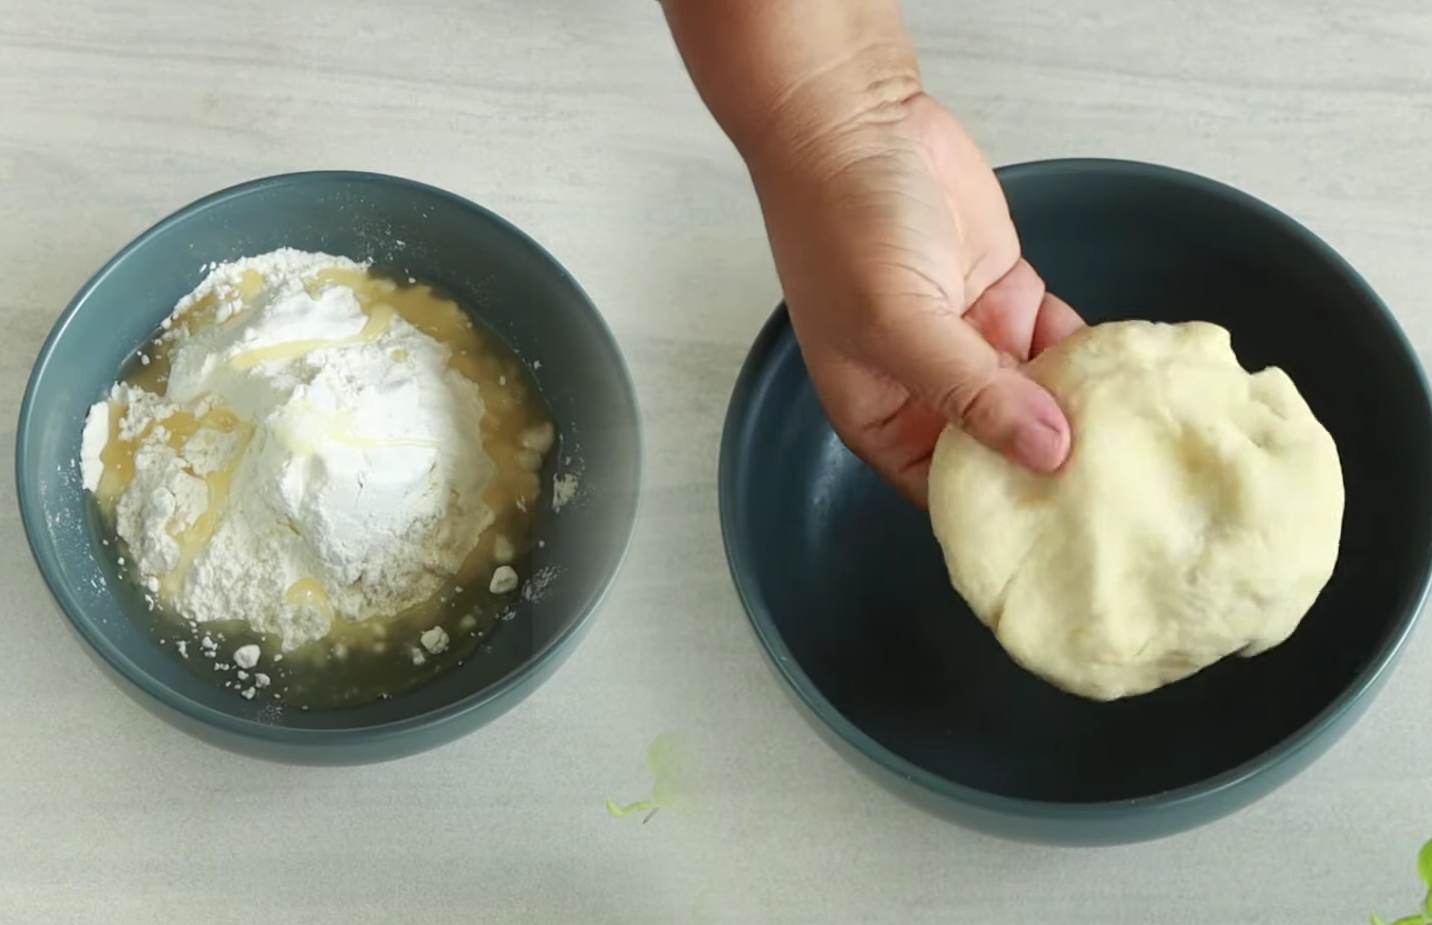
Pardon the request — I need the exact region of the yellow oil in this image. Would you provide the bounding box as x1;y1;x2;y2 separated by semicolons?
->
94;265;554;709
284;577;334;617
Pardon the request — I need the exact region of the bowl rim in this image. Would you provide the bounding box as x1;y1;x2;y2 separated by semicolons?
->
16;169;643;745
718;156;1432;821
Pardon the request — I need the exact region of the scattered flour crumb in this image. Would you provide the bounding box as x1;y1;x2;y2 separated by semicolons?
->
79;401;110;491
552;474;579;511
489;565;519;594
521;565;560;603
420;626;449;655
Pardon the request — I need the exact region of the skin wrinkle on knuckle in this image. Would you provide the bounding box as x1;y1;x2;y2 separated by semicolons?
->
824;409;882;469
839;421;924;504
939;365;1002;429
864;391;915;436
962;240;1022;304
847;293;945;359
805;348;931;508
806;346;887;424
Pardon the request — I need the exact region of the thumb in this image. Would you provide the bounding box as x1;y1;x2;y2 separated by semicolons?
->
867;305;1071;471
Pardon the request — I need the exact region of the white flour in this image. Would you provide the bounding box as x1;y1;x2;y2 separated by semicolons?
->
552;472;579;511
81;249;496;651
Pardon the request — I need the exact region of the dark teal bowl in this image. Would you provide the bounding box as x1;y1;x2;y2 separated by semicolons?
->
720;159;1432;844
17;171;640;764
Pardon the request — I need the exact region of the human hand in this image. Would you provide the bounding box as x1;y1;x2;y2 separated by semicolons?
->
747;89;1084;506
661;0;1084;504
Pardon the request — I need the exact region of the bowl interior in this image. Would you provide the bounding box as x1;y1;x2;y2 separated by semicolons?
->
19;172;639;736
723;160;1432;803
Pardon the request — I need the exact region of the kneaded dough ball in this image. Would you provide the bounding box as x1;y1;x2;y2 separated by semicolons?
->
928;321;1344;701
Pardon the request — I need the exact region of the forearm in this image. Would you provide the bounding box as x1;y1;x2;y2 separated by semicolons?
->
661;0;920;166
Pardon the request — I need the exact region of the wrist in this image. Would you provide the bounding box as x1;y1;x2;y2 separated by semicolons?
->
739;41;923;175
664;0;920;167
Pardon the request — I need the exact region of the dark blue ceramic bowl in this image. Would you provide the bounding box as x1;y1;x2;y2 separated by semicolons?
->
720;159;1432;844
17;172;640;764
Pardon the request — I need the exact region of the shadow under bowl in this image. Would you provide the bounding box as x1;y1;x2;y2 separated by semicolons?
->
719;158;1432;844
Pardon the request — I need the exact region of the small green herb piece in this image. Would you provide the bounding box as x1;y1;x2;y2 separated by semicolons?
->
1372;839;1432;925
605;798;657;818
605;733;692;822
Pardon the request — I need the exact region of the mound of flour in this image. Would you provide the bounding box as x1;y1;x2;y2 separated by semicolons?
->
81;249;496;650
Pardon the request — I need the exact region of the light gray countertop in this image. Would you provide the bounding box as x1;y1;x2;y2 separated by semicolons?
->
3;1;1431;921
